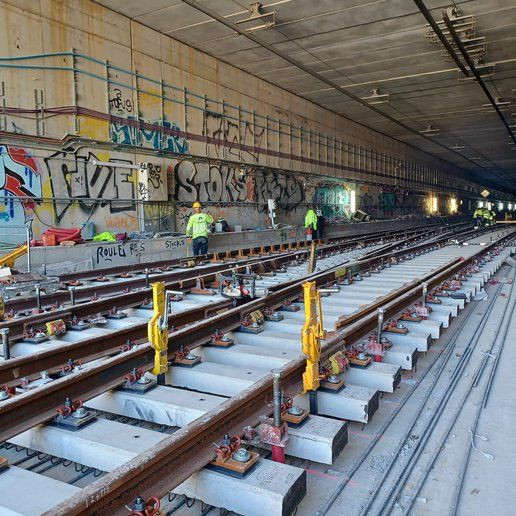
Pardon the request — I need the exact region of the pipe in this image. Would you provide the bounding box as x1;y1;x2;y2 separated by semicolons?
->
377;308;384;342
69;286;76;306
181;0;515;192
441;12;516;146
412;0;469;77
1;329;10;360
272;369;282;427
35;285;41;311
0;50;512;191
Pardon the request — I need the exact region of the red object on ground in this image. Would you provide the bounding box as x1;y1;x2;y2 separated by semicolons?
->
41;232;57;246
41;228;83;245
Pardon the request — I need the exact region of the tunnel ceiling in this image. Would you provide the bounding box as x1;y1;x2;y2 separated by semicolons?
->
94;0;516;194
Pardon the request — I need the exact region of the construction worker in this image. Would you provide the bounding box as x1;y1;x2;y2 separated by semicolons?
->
304;205;318;240
186;202;213;256
473;206;484;227
482;207;491;226
490;209;496;226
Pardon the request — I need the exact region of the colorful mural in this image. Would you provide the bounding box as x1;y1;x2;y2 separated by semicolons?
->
313;184;351;218
0;145;41;233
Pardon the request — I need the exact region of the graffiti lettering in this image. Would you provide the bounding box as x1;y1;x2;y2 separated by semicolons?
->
165;239;185;249
313;184;350;218
44;149;136;224
173;161;249;204
108;88;133;115
147;164;163;190
96;244;127;264
105;214;139;232
129;242;145;254
110;117;189;154
255;171;304;212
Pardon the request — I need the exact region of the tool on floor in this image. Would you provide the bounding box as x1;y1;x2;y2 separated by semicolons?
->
148;281;172;383
302;281;325;414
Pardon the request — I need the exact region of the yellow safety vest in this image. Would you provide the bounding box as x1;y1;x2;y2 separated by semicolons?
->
186;213;213;239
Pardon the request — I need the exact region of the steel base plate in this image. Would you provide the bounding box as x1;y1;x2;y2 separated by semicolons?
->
281;304;300;312
107;312;128;319
206;451;260;479
282;410;309;428
23;335;49;344
67;323;91;331
239;325;264;334
320;379;346;393
119;378;157;393
51;413;97;431
209;338;235;347
173;356;202;367
264;313;284;322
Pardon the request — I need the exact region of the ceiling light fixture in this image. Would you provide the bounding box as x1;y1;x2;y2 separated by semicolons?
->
361;89;390;105
419;124;440;136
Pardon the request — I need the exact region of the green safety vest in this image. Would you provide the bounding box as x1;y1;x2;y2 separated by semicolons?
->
186;213;214;239
304;209;318;230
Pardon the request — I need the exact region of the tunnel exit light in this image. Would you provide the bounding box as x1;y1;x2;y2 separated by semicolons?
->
478;201;484;208
498;202;504;210
487;202;492;210
450;198;458;213
432;196;438;212
350;190;356;213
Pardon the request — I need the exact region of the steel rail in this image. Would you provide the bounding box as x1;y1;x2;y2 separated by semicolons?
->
44;232;513;515
0;224;474;386
3;227;413;314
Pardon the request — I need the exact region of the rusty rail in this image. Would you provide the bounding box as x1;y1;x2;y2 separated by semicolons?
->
0;224;468;386
0;230;506;444
44;231;513;515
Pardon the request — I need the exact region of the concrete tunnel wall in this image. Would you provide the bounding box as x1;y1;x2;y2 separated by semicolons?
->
0;0;500;244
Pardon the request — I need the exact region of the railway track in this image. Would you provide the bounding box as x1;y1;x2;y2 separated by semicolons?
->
0;223;476;384
313;240;515;516
0;225;512;516
2;221;469;316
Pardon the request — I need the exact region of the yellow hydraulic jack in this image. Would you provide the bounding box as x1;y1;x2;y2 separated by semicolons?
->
148;281;172;384
301;281;324;414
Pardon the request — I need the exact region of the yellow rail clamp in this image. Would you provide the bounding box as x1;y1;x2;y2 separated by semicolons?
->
301;281;324;393
148;281;170;376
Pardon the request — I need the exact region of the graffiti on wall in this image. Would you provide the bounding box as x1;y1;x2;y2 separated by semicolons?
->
313;184;350;218
173;160;305;212
379;191;397;216
173;160;249;203
44;149;137;224
202;110;265;162
254;170;304;212
137;163;167;202
0;145;41;226
203;111;240;160
110;117;189;154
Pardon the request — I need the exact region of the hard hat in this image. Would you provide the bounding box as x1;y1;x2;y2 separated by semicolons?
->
193;201;202;209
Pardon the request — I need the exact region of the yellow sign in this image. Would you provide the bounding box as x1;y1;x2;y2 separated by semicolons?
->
481;189;490;198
